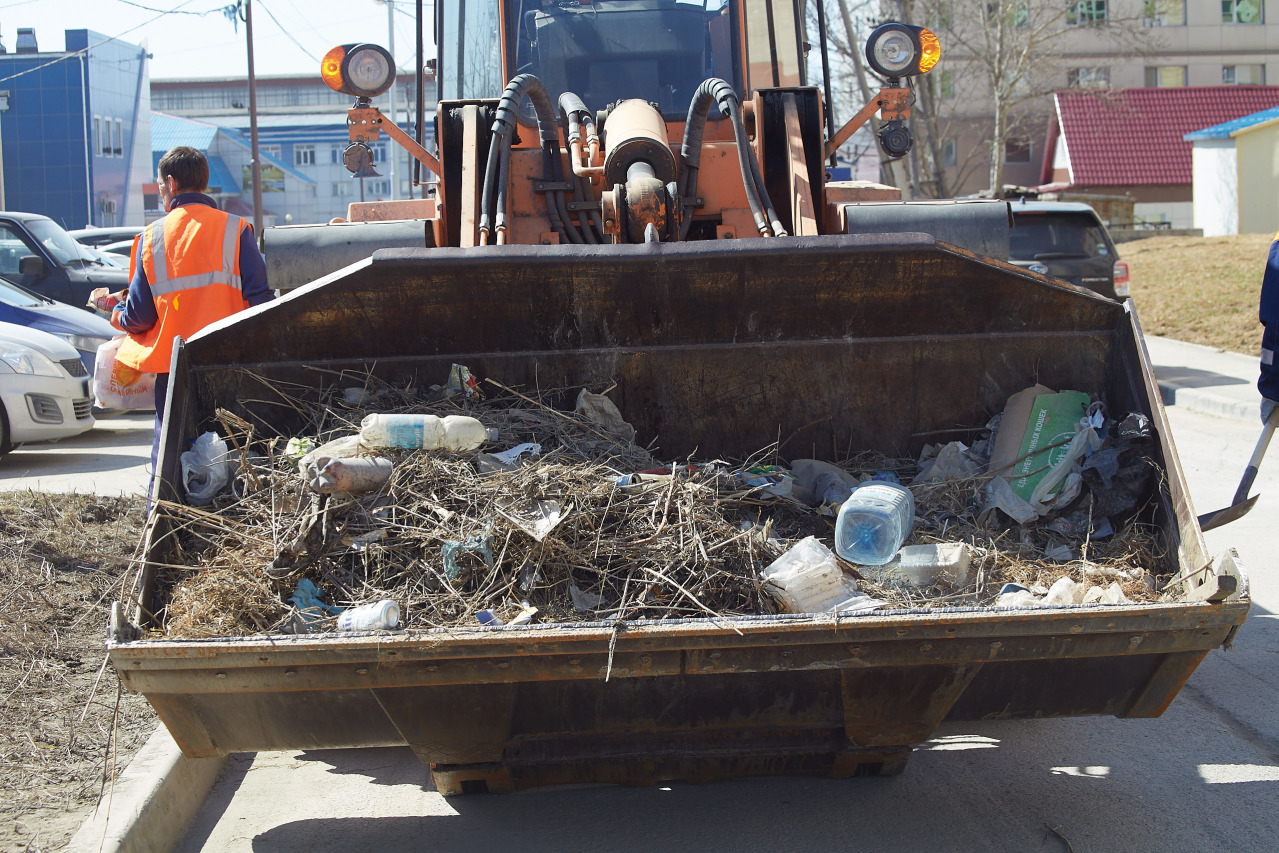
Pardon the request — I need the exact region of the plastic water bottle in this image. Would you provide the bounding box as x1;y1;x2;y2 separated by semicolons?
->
834;483;915;566
307;455;394;494
337;600;401;631
359;413;493;451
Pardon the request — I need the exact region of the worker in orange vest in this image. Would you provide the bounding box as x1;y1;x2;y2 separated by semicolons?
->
102;146;274;505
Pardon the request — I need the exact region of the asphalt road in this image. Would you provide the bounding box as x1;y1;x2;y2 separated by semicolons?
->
161;406;1277;853
0;411;153;496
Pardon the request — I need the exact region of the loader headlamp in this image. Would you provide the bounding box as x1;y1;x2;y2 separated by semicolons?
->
865;24;940;78
320;43;397;98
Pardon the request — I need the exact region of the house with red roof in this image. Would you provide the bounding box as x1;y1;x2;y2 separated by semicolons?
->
1039;87;1279;229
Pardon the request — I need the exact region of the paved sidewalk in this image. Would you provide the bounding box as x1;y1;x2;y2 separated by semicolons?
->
1144;335;1262;423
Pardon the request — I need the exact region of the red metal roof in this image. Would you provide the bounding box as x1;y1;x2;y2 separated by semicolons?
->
1055;87;1279;186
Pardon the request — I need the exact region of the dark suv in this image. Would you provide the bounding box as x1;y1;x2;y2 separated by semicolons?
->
0;212;129;310
1008;200;1129;301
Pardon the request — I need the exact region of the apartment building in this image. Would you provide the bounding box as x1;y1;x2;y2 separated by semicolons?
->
923;0;1279;199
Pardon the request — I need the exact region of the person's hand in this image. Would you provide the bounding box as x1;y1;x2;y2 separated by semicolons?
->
1264;398;1277;424
87;287;123;315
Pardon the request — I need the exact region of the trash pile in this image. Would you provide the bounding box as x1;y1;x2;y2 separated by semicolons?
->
151;370;1173;639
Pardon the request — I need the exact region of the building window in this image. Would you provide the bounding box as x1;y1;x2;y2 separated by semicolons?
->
1145;66;1187;87
1223;0;1262;23
371;145;387;163
332;182;352;197
939;70;955;99
294;144;316;166
101;117;114;156
1144;0;1185;25
367;180;391;196
93;117;102;158
331;144;345;164
1224;64;1265;84
261;144;282;158
1005;139;1032;164
941;139;957;167
114;118;123;156
1067;0;1107;26
1068;67;1110;89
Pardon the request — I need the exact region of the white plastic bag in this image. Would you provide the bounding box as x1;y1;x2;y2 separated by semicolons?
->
92;336;156;410
181;432;234;505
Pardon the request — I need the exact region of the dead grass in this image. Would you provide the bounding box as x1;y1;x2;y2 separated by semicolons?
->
1124;233;1271;355
0;492;155;852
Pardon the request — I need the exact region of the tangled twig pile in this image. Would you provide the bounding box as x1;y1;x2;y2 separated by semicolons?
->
149;377;1172;639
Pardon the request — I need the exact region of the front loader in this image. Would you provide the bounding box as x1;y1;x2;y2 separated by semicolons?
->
108;0;1248;794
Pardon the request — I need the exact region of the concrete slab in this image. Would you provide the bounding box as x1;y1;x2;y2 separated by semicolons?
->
0;410;153;496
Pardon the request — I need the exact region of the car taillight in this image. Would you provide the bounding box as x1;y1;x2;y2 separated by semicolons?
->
1113;259;1130;298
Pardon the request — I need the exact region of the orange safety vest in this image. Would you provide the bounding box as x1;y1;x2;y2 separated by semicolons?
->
116;205;252;374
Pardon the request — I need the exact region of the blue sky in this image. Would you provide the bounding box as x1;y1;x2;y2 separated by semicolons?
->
2;0;433;80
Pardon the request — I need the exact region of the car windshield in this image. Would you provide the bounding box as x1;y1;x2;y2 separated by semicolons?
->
1010;212;1111;261
27;218;105;266
441;0;739;119
0;276;46;307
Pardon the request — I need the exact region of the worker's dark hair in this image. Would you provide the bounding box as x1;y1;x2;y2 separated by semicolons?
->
158;146;209;193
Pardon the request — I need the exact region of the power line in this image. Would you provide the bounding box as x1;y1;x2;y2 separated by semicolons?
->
0;0;209;84
112;0;232;15
256;0;321;61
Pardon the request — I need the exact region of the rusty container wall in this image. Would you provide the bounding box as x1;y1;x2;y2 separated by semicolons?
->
112;234;1248;789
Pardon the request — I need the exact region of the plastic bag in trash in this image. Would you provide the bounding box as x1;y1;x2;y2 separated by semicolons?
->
180;432;235;505
574;389;636;443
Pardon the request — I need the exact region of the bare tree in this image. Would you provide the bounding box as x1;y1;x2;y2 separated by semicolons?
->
810;0;912;192
911;0;1153;192
812;0;1155;196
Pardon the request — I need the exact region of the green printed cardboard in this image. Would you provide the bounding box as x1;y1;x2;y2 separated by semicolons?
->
988;385;1090;501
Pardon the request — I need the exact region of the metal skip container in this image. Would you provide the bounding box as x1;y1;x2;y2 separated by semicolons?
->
110;234;1249;794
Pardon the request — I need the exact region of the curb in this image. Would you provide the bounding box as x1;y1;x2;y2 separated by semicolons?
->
66;726;226;853
1157;381;1258;423
1144;336;1260;424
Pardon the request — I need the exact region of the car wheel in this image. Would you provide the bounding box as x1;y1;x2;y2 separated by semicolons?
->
0;399;11;457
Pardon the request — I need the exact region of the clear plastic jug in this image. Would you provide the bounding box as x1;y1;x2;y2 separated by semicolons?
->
834;483;915;566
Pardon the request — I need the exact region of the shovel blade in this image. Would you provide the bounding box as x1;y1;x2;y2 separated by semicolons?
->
1197;493;1260;533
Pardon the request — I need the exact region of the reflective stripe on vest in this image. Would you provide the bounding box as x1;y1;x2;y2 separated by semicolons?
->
147;213;244;298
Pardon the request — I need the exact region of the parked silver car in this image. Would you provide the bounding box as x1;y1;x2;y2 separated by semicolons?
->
0;321;95;454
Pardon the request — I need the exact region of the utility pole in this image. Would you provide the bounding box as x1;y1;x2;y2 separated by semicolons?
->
244;0;264;238
0;90;9;210
383;0;398;199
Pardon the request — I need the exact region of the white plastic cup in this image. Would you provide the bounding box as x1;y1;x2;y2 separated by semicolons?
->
834;483;915;566
336;599;401;631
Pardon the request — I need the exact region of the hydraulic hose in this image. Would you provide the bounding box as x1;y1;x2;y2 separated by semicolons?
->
559;91;602;243
486;74;590;244
678;78;787;239
678;79;729;239
735;97;788;237
723;94;770;237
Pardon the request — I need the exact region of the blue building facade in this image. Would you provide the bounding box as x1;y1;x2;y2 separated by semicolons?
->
0;29;151;229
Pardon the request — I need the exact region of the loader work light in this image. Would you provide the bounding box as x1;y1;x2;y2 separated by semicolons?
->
320;43;396;98
865;23;940;78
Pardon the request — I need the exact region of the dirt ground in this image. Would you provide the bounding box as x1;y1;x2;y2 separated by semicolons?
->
0;492;155;853
1124;232;1271;355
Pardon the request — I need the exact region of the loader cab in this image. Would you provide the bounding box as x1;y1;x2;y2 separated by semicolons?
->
437;0;801;119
